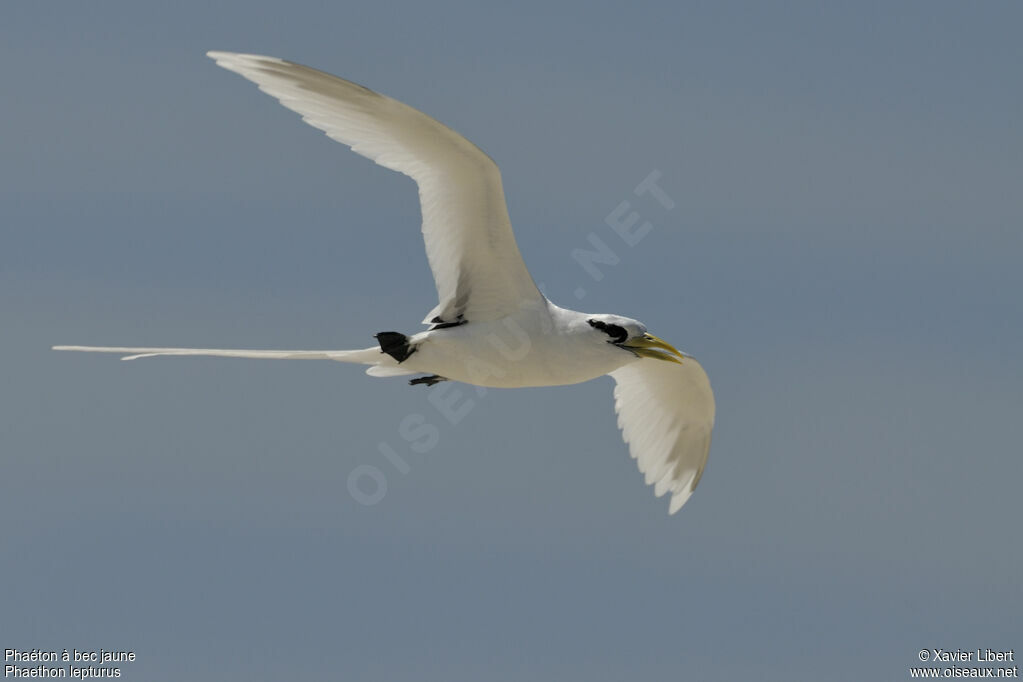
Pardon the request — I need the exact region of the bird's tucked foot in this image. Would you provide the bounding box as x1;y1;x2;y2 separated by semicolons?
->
409;374;447;387
429;314;466;330
374;331;416;363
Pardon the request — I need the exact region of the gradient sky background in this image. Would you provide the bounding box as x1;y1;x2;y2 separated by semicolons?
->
3;2;1021;680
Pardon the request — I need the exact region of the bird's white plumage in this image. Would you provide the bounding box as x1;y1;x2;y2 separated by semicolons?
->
610;357;715;514
206;51;541;324
53;52;717;515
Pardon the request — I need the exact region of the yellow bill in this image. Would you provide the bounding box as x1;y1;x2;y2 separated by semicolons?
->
621;333;685;364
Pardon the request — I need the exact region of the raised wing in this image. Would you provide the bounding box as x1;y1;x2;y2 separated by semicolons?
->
207;51;543;324
609;356;715;514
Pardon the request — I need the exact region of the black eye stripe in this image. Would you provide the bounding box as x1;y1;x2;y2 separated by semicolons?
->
607;324;628;343
587;319;628;344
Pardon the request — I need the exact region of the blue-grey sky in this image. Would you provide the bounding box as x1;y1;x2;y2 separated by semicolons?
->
3;2;1021;680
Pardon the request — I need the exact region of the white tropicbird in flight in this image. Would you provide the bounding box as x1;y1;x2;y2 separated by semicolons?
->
55;51;715;514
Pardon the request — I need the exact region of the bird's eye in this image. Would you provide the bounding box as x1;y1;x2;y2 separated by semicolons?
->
588;319;628;344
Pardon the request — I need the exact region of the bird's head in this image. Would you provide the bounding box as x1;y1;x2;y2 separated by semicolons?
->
586;315;685;364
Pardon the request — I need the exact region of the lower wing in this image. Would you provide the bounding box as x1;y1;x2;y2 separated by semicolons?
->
609;356;715;514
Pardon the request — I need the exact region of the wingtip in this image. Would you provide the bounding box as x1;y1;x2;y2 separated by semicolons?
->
206;50;285;65
207;50;252;65
668;489;694;515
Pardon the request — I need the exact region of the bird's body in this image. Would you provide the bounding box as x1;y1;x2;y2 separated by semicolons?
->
384;302;639;388
55;51;715;514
